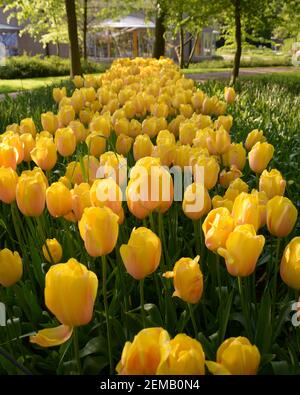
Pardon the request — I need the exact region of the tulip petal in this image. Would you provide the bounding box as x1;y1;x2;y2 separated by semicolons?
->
205;361;231;375
30;325;73;347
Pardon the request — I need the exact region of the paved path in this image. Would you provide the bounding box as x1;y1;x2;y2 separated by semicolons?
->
186;66;298;81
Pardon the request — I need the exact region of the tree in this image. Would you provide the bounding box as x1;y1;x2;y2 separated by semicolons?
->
152;2;165;58
65;0;82;77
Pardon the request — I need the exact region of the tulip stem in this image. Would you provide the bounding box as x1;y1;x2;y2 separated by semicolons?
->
188;303;198;338
149;212;156;233
237;276;252;340
193;220;201;256
73;327;81;375
101;254;113;374
272;238;281;309
140;279;146;328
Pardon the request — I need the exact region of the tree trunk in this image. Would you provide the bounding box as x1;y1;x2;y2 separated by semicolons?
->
231;0;242;85
185;32;200;68
65;0;82;77
56;41;60;57
179;26;185;68
83;0;88;60
153;7;165;59
45;43;50;57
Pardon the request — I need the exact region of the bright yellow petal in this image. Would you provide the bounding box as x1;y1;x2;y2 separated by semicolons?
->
30;325;73;347
205;361;231;375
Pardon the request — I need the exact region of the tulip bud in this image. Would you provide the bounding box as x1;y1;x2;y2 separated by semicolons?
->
249;142;274;174
179;122;197;146
58;105;75;127
202;207;234;251
0;248;22;287
194;155;220;190
90;178;122;215
114;118;130;136
20;133;35;162
41;112;58;134
55;127;76;157
0;143;18;170
99;151;127;186
259;169;286;199
280;237;300;290
116;133;133;156
90;115;111;138
46;182;73;218
218;224;265;277
222;143;246;171
19;118;36;137
207;337;260;375
16;171;46;216
79;206;119;257
207;127;231;155
224;87;235;104
70;182;91;221
245;129;266;151
231;192;261;231
116;327;170;375
214;115;233;132
157;334;205;375
86;132;107;156
164;256;203;304
0;166;18;204
2;133;24;164
120;227;161;280
53;87;66;103
266;196;297;237
42;238;63;264
219;166;242;188
71;90;85;113
73;75;84;88
129;119;142;138
69;120;86;142
133;134;154;161
30;137;57;171
182;183;211;220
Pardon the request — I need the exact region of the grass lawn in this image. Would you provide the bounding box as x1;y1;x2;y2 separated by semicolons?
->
0;75;71;94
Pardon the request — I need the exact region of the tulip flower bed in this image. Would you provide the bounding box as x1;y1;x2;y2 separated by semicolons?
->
0;58;299;375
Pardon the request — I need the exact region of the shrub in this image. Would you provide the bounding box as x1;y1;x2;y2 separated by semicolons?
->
0;55;107;79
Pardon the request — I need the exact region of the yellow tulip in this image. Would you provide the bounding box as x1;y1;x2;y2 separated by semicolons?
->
0;143;18;170
129;119;142;137
19;118;36;137
222;143;246;171
52;87;66;103
20;133;35;162
42;238;63;264
142;117;158;138
179;122;197;146
0;166;18;204
41;112;58;134
133;134;154;161
214;115;233;132
116;327;170;375
70;182;91;221
219;166;242;188
79;206;119;257
120;227;161;280
224;87;235;104
116;134;133;156
55;127;76;157
114;118;130;136
173;145;191;168
90;115;111;138
182;183;211;220
16;171;46;216
85;132;107;156
245;129;266;151
249;142;274;174
266;196;298;237
280;237;300;290
2;132;24;164
228;178;249;194
99;151;127;186
58;105;76;127
0;248;22;287
73;75;84;88
202;207;234;251
206;127;231;155
194;155;220;190
163;256;203;304
45;258;97;327
69;120;86;142
30;137;57;171
259;169;286;199
218;224;265;277
90;178;122;215
231;192;261;231
71;89;85;113
46;182;72;218
207;337;260;375
157;334;205;375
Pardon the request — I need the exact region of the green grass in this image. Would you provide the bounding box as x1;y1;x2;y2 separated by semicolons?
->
0;76;71;94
